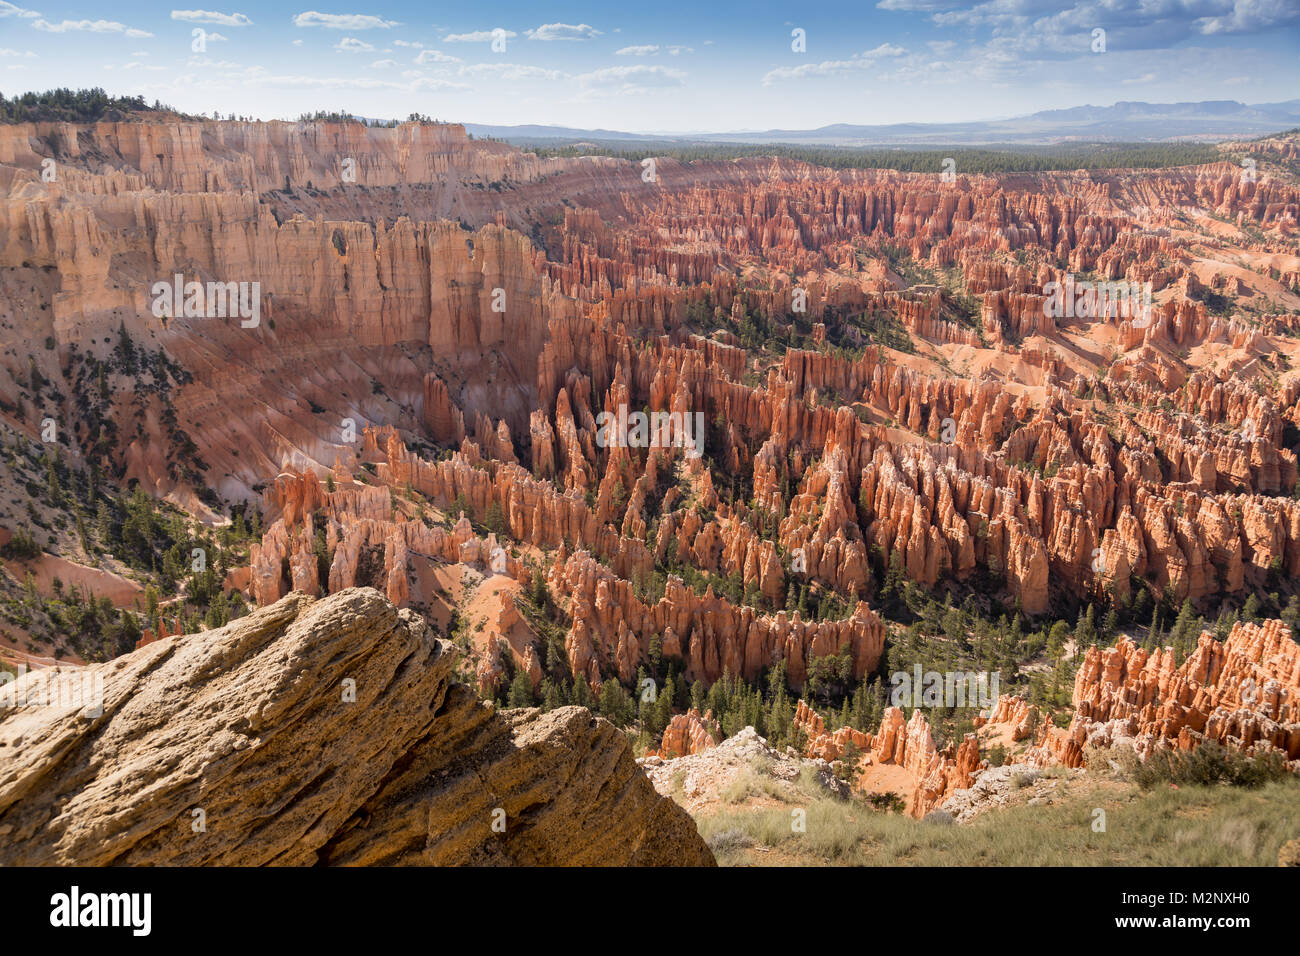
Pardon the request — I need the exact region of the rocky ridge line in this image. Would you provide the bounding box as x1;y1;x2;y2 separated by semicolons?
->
0;587;714;866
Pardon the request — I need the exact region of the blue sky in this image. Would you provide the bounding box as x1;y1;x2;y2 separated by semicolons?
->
1;2;1298;131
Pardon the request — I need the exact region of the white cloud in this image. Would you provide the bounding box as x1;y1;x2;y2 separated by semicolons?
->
615;43;692;56
875;0;961;9
410;77;468;92
0;2;39;19
415;49;459;64
334;37;375;53
187;56;242;68
0;47;37;56
527;22;601;41
393;39;423;48
576;64;685;95
170;10;252;27
1198;0;1296;34
761;43;904;85
443;29;516;42
167;64;467;94
460;62;565;81
32;19;153;37
370;58;397;68
292;11;399;30
927;0;1300;61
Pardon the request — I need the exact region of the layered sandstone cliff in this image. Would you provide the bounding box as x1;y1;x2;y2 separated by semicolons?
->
0;587;714;866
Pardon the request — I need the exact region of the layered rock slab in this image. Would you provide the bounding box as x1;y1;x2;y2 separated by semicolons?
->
0;587;713;866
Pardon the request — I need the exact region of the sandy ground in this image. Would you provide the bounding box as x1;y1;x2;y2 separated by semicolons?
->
2;554;143;609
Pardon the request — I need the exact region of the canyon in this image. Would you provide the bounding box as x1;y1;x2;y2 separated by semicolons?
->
1;114;1299;863
3;121;1298;624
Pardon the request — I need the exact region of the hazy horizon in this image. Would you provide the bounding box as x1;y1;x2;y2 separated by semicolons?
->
1;1;1298;130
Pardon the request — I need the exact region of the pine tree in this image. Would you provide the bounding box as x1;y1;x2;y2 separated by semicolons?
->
539;678;561;711
484;501;505;535
767;693;792;747
142;585;159;633
1281;595;1300;639
45;454;62;505
1102;606;1120;641
648;633;663;680
1074;603;1097;647
204;591;228;629
115;322;137;375
690;679;706;713
638;694;656;731
75;509;91;555
599;678;631;726
572;675;594;710
652;675;675;734
545;638;567;678
507;669;535;708
672;668;689;709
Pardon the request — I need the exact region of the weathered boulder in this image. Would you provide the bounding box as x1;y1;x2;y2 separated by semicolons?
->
0;588;714;867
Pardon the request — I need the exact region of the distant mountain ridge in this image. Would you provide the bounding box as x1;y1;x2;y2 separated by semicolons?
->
465;99;1300;147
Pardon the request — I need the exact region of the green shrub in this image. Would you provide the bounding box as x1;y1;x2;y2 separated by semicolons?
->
1133;741;1290;790
1;525;41;560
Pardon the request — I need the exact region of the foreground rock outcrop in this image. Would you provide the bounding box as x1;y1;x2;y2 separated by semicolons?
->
0;588;714;866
